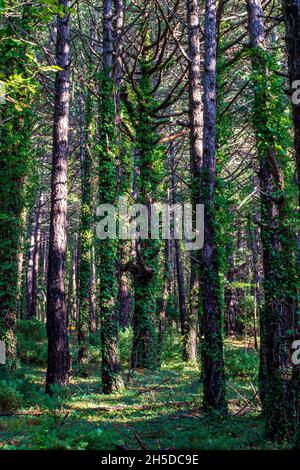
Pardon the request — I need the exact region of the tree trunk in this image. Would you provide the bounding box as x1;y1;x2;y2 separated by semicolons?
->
26;218;35;318
282;0;300;210
67;237;77;330
247;0;298;441
200;0;226;413
224;251;237;337
30;192;42;319
78;89;93;366
246;215;260;350
97;0;122;393
45;0;71;394
157;238;172;365
170;142;190;360
186;0;203;363
89;245;97;333
282;0;300;447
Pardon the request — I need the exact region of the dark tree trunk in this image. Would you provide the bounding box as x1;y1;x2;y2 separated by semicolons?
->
45;0;71;394
282;0;300;210
247;0;298;441
200;0;226;413
282;0;300;446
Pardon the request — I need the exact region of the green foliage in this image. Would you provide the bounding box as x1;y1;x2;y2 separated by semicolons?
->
97;69;122;391
0;337;294;450
17;320;47;365
77;92;94;366
119;327;133;367
0;3;37;374
0;380;23;412
225;347;259;382
129;41;165;371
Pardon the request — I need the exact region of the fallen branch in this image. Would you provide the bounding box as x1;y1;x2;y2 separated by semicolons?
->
134;432;148;450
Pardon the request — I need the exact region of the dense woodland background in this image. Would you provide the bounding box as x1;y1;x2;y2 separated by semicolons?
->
1;0;300;451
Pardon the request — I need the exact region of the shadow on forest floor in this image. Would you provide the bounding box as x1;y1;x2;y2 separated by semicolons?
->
0;336;291;450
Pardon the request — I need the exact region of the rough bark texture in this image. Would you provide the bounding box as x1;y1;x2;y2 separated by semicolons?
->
45;0;71;394
30;193;42;319
185;0;203;362
283;0;300;209
281;0;300;446
247;0;298;441
200;0;226;413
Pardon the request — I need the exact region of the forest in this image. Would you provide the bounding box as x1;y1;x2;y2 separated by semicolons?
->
0;0;300;455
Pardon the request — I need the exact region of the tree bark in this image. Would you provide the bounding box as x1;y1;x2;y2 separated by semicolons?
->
45;0;71;393
282;0;300;210
200;0;226;413
30;191;42;319
247;0;298;441
186;0;203;363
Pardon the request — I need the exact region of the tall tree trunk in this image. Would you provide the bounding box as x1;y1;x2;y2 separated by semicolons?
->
170;142;189;360
45;0;71;394
200;0;226;413
67;237;76;330
26;217;35;318
246;215;260;350
224;251;237;337
157;238;172;365
77;89;93;365
97;0;122;393
113;0;132;330
186;0;203;363
282;0;300;446
89;245;97;333
282;0;300;210
30;191;43;319
247;0;298;441
130;37;162;371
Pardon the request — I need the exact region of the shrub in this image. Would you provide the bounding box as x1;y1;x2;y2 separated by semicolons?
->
0;380;23;412
119;327;133;367
225;347;259;382
17;319;47;365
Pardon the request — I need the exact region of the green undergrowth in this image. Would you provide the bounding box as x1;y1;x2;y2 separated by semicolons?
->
0;326;291;450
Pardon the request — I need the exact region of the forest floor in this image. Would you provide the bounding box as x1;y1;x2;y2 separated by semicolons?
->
0;330;292;450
